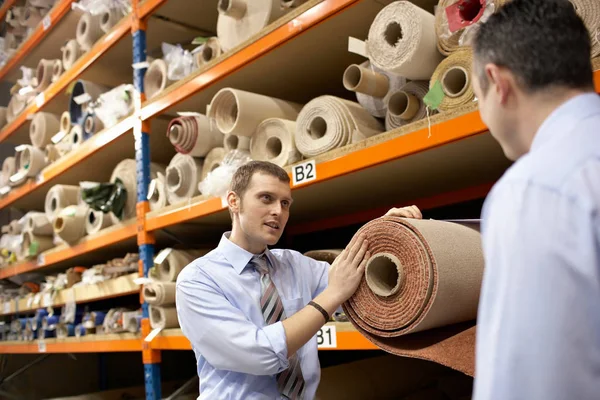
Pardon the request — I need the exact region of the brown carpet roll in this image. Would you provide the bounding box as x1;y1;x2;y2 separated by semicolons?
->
154;249;208;282
304;249;342;265
149;306;179;329
143;282;176;306
342;217;483;375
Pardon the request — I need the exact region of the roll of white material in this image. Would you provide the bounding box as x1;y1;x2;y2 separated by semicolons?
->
216;0;287;52
35;59;55;93
20;231;54;259
200;147;226;181
385;81;430;131
53;205;89;244
111;159;165;220
99;7;124;33
167;114;223;157
367;1;443;80
208;88;302;137
143;282;176;306
7;94;30;123
51;59;63;82
69;125;84;149
224;134;250;152
60;111;71;134
19;6;43;28
0;106;7;128
45;185;81;222
144;59;174;100
76;12;104;51
2;157;16;186
155;248;208;282
149;172;167;212
149;306;179;329
30;112;60;149
16;145;47;177
250;118;301;167
62;39;83;70
165;153;203;205
23;212;53;235
295;96;385;158
343;61;407;118
85;208;113;235
196;37;223;66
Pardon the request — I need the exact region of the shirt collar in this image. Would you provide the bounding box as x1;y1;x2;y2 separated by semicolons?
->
218;232;274;275
531;93;600;152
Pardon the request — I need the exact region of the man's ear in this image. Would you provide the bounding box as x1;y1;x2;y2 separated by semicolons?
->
227;191;239;214
486;64;512;105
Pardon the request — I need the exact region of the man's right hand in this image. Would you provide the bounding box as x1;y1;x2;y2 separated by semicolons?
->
326;234;369;305
385;205;423;219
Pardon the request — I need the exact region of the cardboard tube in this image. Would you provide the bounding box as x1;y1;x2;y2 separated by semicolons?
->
17;145;46;177
85;208;114;235
250;118;301;167
388;91;420;121
45;184;81;222
76;12;103;51
60;111;71;134
144;59;173;100
35;59;55;93
165;153;203;205
149;306;179;329
143;282;176;306
442;66;469;98
224;134;250;151
343;64;390;98
23;212;53;236
218;0;247;20
21;230;54;259
100;8;124;33
30;112;60;149
62;39;83;70
167;114;223;157
385;81;430;131
53;205;88;243
51;59;63;82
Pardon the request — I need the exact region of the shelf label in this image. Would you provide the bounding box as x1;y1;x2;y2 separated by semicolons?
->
73;92;92;105
38;340;47;353
292;160;316;186
42;15;51;31
36;174;44;184
144;327;163;343
317;325;337;349
35;93;45;108
154;248;172;265
51;130;67;144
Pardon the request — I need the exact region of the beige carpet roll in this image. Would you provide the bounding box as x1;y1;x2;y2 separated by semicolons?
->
85;208;114;235
23;212;53;235
224;134;250;151
0;106;7;129
30;112;60;149
144;59;174;100
155;249;207;282
208;88;302;137
200;147;226;181
386;81;430;131
216;0;287;52
8;220;22;235
250;118;301;167
45;185;81;222
149;172;167;211
143;282;176;306
149;306;179;329
53;205;89;244
35;59;55;93
295;96;384;158
124;314;141;333
69;125;84;149
571;0;600;57
111;159;165;219
165;153;203;205
51;59;63;82
196;37;223;66
16;145;46;177
20;230;54;259
304;249;342;265
76;12;103;51
367;1;443;80
62;39;84;70
83;112;104;136
430;49;474;112
99;7;125;33
19;6;44;28
45;144;61;164
7;94;29;123
343;61;407;118
60;111;71;134
167;114;223;157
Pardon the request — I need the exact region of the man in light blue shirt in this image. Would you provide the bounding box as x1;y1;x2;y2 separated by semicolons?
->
470;0;600;398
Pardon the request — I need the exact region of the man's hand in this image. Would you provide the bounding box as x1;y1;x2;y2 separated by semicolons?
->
326;234;369;304
385;205;423;219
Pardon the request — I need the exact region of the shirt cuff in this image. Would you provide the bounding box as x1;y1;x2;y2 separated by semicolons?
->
262;321;290;373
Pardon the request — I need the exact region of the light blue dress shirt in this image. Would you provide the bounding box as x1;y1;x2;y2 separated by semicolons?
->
474;93;600;400
176;233;330;400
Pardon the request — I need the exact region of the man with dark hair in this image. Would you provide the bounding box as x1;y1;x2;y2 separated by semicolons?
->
176;161;418;399
469;0;600;398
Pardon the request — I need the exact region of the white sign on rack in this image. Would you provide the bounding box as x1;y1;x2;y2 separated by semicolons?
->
316;325;337;349
292;160;316;186
38;340;47;353
3;301;10;314
42;15;51;31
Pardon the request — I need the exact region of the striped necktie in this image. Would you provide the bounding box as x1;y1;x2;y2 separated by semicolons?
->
251;255;306;400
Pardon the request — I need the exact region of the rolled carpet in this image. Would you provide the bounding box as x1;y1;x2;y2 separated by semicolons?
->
342;216;483;375
250;118;301;167
148;172;167;212
20;230;54;259
61;39;84;70
570;0;600;58
143;282;176;306
51;59;63;82
294;96;384;158
19;6;44;28
16;145;47;177
385;81;431;131
144;59;174;100
367;1;443;80
85;208;114;235
76;12;103;51
429;49;474;112
44;144;61;164
149;306;179;329
195;37;223;66
45;185;81;222
69;80;110;126
35;59;55;93
167;114;223;157
99;7;125;33
2;157;16;186
60;111;72;135
154;249;208;282
200;147;226;181
30;112;60;149
165;153;203;206
224;134;250;152
23;212;53;236
304;249;342;265
53;205;89;244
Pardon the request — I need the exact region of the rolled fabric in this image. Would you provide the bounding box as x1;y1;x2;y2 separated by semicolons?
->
60;111;72;134
23;212;53;235
342;61;407;118
149;306;179;329
385;81;431;131
165;153;203;205
144;59;174;100
155;248;208;282
124;313;141;333
35;59;55;93
2;157;16;185
216;0;287;52
85;208;114;235
111;159;165;220
16;145;47;177
45;144;61;164
8;219;22;235
53;205;89;244
20;230;54;259
167;114;223;157
99;7;125;33
294;96;384;158
304;249;342;265
19;6;44;28
0;106;7;128
29;112;60;149
367;1;443;80
200;147;226;181
69;80;109;126
195;37;223;66
62;39;84;70
342;217;483;375
76;12;103;51
250;118;301;167
148;172;167;212
7;94;30;123
208;88;302;137
143;282;176;306
83;111;104;137
223;134;250;152
429;49;474;112
45;185;81;222
51;59;63;82
570;0;600;57
69;125;85;149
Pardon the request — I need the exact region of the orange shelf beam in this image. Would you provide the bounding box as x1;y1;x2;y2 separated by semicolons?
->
0;0;17;21
0;338;142;354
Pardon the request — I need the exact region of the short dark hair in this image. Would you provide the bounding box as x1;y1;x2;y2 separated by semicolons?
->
230;161;290;199
473;0;594;93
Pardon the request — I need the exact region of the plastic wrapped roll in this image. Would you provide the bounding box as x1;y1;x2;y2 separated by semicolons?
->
200;147;226;181
51;59;63;82
62;39;83;70
35;59;55;93
154;248;208;282
143;282;176;306
196;37;223;66
19;6;44;28
295;96;384;158
23;212;53;235
304;249;342;265
208;88;302;137
83;111;104;137
69;80;109;126
367;1;443;80
85;208;114;235
223;134;250;152
0;106;7;129
165;153;203;205
20;230;54;259
30;112;60;149
111;159;165;220
429;49;474;112
99;7;124;33
16;145;47;177
167;114;223;157
149;306;179;329
216;0;287;51
342;61;406;118
45;185;81;222
385;81;431;131
250;118;301;167
144;59;174;100
149;172;167;211
53;205;89;243
76;12;103;51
